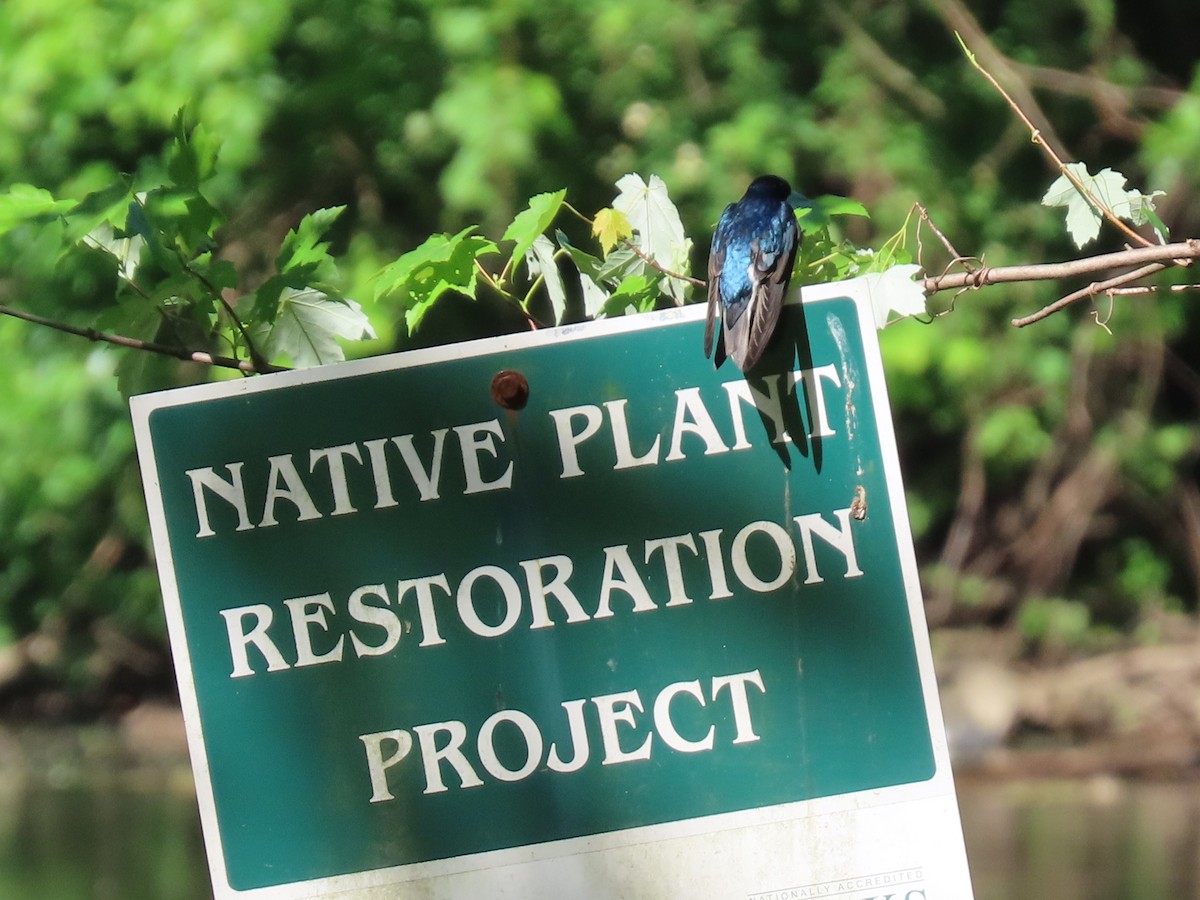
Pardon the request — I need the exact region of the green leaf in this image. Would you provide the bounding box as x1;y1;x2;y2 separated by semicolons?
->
373;226;499;331
168;107;222;192
277;206;346;274
502;189;566;277
555;230;604;279
201;258;240;294
247;274;292;326
794;194;870;237
0;184;73;235
261;288;377;368
178;194;223;255
63;181;135;242
124;195;185;280
601;273;657;317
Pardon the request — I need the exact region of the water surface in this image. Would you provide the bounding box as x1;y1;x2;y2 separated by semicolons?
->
2;727;1197;898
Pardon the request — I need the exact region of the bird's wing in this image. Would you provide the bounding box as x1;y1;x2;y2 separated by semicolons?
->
740;220;799;370
704;215;729;366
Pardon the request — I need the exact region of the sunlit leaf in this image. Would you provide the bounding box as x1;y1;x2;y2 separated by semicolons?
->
601;273;657;317
525;234;566;323
612;173;692;300
262;288;376;368
795;194;870;237
503;188;566;276
373;226;498;331
861;263;926;329
592;206;632;254
1042;163;1166;248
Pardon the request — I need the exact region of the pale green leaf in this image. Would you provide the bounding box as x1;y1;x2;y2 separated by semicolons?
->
83;224;146;283
262;288;377;368
579;270;609;318
595;246;644;283
613;173;691;301
861;263;926;329
1114;189;1167;238
1042;163;1166;248
525;235;567;323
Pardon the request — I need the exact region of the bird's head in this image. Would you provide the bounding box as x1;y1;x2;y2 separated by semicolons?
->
744;174;793;202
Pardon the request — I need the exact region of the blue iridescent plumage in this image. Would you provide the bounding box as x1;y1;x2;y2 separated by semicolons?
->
704;175;801;371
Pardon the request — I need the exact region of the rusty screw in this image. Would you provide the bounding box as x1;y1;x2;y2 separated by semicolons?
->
491;370;530;410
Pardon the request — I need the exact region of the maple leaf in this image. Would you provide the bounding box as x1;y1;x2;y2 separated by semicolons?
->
1042;163;1166;248
612;174;692;302
861;263;926;329
262;288;376;367
592;206;632;254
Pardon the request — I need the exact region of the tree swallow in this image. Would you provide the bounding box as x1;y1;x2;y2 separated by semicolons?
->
705;175;801;371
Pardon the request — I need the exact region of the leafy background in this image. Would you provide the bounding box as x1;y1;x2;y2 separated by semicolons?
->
1;0;1198;717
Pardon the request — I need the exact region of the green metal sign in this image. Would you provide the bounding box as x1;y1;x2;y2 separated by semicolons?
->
133;282;973;898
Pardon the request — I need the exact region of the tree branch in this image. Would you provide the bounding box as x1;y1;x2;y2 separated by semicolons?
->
0;303;286;374
1011;262;1166;327
923;240;1200;297
1015;61;1184;111
828;8;945;119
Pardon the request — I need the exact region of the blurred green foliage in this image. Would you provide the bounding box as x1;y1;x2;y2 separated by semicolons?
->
2;0;1199;708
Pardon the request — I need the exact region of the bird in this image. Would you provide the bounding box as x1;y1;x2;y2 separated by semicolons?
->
704;175;801;371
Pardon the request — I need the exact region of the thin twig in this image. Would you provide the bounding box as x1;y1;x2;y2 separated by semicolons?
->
621;238;706;289
915;203;976;271
1105;282;1200;297
1012;262;1165;327
473;258;545;330
183;260;269;369
0;303;286;374
953;31;1154;249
